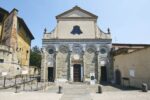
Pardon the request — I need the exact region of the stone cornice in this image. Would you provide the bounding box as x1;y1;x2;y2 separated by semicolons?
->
42;39;112;44
56;6;98;19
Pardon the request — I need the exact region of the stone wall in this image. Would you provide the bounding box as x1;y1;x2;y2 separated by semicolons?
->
0;45;22;77
56;52;68;81
84;52;96;81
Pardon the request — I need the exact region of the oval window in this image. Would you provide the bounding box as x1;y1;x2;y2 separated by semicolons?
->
48;49;54;54
100;48;106;54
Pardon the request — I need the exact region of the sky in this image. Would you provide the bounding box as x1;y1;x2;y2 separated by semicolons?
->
0;0;150;47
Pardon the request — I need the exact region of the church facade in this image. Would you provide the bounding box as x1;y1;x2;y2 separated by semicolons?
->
41;6;112;83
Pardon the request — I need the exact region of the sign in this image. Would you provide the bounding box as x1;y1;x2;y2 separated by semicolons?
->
2;72;8;76
48;61;54;67
90;72;95;85
100;61;105;65
129;69;135;77
21;70;28;75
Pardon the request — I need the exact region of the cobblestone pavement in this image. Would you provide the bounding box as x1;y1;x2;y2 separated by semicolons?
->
91;91;150;100
46;83;150;100
0;82;150;100
0;92;62;100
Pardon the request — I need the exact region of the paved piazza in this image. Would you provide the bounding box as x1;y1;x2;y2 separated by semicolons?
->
0;83;150;100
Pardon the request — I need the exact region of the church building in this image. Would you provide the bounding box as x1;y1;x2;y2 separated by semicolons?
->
41;6;112;83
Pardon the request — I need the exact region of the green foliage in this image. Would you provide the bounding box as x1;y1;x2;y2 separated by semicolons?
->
30;46;41;68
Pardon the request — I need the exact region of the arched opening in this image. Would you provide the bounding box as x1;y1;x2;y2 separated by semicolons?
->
115;69;122;85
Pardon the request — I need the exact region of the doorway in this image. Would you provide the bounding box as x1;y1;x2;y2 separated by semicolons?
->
48;67;54;82
115;69;121;85
73;64;81;82
101;66;107;82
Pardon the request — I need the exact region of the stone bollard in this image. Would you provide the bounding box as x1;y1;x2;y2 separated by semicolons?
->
98;85;102;94
58;86;62;94
3;77;6;88
15;85;20;93
142;83;148;92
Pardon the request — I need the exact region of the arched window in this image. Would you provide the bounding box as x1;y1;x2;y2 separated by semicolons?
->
71;25;82;35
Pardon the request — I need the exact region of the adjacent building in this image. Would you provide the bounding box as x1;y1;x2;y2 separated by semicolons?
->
112;44;150;89
41;6;112;83
0;7;34;76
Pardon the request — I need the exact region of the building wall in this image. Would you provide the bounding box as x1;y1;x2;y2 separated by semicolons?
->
41;6;112;83
0;8;33;76
56;52;68;80
17;25;31;67
0;13;7;41
0;45;21;76
0;25;2;37
41;43;112;83
114;47;150;89
57;20;96;39
84;51;96;80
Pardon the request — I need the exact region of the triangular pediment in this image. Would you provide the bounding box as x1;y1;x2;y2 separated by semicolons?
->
56;6;98;19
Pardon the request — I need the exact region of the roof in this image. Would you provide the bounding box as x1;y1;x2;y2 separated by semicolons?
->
56;6;98;19
18;18;34;39
112;43;150;47
112;43;150;56
0;7;34;40
0;7;9;14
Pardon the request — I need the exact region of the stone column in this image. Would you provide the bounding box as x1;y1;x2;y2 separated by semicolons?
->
54;51;57;82
96;45;101;83
69;51;73;82
97;52;101;83
82;45;86;82
68;50;72;81
54;46;58;82
95;51;99;83
81;51;85;82
41;48;47;82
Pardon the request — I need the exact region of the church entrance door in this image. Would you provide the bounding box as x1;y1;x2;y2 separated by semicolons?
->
101;66;107;82
73;64;81;82
48;67;54;82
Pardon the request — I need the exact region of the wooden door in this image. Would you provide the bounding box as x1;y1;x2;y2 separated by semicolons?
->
73;64;81;82
101;66;107;82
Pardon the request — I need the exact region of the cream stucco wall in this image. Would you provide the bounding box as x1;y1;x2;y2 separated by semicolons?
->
114;47;150;89
57;20;96;39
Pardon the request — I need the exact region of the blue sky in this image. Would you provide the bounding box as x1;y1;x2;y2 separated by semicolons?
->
0;0;150;47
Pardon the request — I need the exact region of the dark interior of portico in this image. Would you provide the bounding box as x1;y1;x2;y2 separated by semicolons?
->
48;67;54;82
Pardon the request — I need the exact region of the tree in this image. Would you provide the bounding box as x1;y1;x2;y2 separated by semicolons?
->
30;46;41;68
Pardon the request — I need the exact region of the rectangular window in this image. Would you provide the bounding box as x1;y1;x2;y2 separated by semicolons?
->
0;59;4;63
